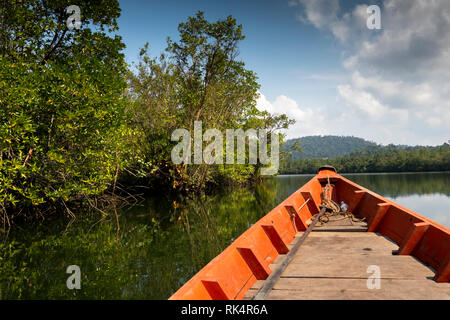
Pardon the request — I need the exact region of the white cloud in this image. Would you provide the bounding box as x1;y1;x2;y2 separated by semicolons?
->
337;85;408;123
353;1;450;77
293;0;371;42
295;0;340;29
338;85;387;119
291;0;450;145
256;92;326;138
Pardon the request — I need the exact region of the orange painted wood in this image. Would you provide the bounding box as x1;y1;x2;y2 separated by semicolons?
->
349;189;366;212
435;253;450;283
284;205;307;231
398;222;430;255
179;280;215;300
414;226;450;282
367;203;390;232
261;224;289;254
170;169;450;300
377;206;423;245
267;207;297;244
201;280;231;300
238;226;279;268
300;191;319;215
237;247;271;280
296;194;313;226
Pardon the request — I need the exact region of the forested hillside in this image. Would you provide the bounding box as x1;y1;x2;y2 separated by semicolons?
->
282;136;377;159
281;143;450;174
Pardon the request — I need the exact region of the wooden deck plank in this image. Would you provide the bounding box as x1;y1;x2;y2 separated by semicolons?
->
282;257;434;279
246;227;450;300
312;225;368;232
312;217;368;232
245;281;450;300
304;232;382;237
278;233;397;264
263;283;450;300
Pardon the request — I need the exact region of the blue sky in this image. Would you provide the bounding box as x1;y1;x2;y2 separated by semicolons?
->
118;0;341;101
116;0;450;146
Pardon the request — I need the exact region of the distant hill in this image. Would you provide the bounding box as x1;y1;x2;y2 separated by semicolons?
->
282;135;378;159
346;144;421;157
280;142;450;174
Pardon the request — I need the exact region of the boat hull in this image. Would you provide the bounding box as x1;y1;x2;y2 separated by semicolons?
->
169;168;450;300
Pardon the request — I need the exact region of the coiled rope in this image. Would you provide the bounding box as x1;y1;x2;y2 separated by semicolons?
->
313;176;365;227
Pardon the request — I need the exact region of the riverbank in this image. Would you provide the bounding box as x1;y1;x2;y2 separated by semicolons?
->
280;143;450;175
278;171;450;176
1;172;449;299
0;8;293;228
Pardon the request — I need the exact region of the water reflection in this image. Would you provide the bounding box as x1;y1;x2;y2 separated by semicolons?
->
1;172;448;299
276;172;450;227
390;194;450;228
342;172;450;227
342;172;450;197
0;183;278;299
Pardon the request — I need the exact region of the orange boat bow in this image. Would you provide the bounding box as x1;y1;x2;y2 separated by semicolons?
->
169;167;450;300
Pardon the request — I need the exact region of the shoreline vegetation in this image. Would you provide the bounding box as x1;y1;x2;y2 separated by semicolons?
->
280;142;450;175
0;2;293;228
279;171;450;176
1;2;448;229
1;172;449;299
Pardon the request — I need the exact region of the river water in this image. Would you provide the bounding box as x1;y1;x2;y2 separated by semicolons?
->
1;172;449;299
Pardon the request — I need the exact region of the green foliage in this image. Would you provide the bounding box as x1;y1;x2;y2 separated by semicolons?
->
281;143;450;174
0;0;131;224
0;5;293;225
127;12;293;190
282;135;378;159
0;181;278;299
